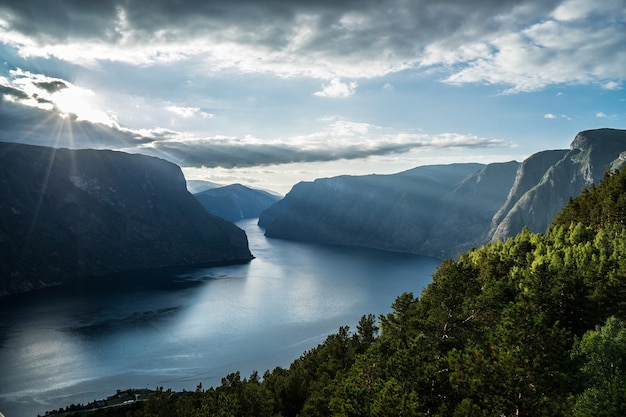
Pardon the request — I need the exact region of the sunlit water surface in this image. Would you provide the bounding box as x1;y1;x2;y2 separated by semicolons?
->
0;219;440;416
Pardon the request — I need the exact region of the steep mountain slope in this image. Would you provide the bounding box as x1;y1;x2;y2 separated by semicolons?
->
422;161;519;256
487;149;569;241
0;142;253;296
194;184;281;223
489;128;626;241
259;163;508;256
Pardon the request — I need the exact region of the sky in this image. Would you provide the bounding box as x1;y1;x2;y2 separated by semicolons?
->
0;0;625;194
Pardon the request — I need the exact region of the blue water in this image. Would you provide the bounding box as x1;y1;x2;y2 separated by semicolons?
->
0;219;440;417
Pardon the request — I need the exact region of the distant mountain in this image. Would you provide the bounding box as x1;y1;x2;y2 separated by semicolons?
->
186;179;222;194
0;142;253;296
194;184;281;223
259;128;626;258
259;163;494;256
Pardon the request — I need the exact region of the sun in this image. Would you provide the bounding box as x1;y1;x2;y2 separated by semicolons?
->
51;85;118;127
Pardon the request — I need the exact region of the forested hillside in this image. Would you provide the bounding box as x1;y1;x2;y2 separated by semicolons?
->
61;170;626;417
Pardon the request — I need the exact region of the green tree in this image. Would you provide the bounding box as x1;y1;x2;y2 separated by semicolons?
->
572;317;626;416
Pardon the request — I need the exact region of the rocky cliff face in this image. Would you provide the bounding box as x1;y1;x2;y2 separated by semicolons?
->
194;184;281;223
259;128;626;258
488;128;626;241
0;142;252;296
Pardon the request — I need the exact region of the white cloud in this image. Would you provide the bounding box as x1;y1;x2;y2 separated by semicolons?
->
544;113;574;120
552;0;597;21
595;111;617;119
602;81;622;90
314;79;358;98
165;105;214;119
443;4;626;92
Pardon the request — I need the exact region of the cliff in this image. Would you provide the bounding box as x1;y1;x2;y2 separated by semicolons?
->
0;142;253;296
489;128;626;241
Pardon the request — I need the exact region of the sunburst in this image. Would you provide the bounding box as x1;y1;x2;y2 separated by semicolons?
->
51;85;117;128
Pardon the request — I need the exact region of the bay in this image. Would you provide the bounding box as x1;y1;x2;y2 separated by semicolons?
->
0;219;440;417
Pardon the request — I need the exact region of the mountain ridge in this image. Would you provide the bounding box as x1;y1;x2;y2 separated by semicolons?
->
260;128;626;257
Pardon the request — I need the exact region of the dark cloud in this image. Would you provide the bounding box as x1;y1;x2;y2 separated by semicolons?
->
0;101;150;149
3;0;623;91
34;80;69;93
0;0;561;60
0;1;118;42
142;134;505;169
144;140;409;168
0;85;29;100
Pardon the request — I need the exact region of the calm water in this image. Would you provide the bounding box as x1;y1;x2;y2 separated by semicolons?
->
0;219;440;417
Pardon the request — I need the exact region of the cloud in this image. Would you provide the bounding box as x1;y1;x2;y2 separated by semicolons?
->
314;79;358;98
0;85;511;171
165;105;215;119
0;69;119;126
0;0;623;91
602;81;622;90
34;80;68;93
0;100;148;149
543;113;573;120
595;111;617;119
443;2;626;92
138;124;510;169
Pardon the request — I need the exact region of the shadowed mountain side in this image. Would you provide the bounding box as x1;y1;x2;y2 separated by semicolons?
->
259;163;488;256
194;184;281;223
0;142;253;296
422;161;519;257
489;128;626;242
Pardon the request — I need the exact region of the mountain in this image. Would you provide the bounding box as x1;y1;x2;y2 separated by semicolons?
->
422;161;520;256
193;184;281;223
0;142;253;296
259;163;500;256
259;128;626;258
488;128;626;241
186;179;222;194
